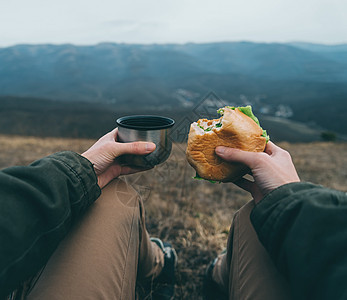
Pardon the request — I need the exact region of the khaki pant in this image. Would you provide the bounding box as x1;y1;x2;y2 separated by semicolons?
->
212;201;292;300
27;178;164;300
24;179;291;299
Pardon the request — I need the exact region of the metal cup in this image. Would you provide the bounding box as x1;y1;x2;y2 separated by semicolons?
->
116;115;175;168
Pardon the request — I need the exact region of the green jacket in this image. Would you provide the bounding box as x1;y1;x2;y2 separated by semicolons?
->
1;151;346;299
0;151;101;298
251;182;347;300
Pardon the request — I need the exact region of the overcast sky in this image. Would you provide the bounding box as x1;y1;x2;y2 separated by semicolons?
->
0;0;346;47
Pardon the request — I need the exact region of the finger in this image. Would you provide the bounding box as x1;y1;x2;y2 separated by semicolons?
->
113;141;156;157
111;128;118;141
264;141;281;155
215;147;260;169
105;128;118;142
120;166;153;175
234;177;264;203
265;141;292;161
97;128;118;143
233;177;256;193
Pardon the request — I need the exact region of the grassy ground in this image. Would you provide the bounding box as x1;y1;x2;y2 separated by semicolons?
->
1;135;346;299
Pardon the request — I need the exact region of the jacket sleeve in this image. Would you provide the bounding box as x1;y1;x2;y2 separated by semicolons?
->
251;182;347;300
0;151;101;297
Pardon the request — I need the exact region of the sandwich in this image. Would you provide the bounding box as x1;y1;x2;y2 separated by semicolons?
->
186;106;269;182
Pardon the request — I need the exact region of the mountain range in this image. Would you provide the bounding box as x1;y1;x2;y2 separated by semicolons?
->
0;41;346;136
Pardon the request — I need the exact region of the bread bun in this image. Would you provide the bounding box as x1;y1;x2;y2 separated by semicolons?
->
186;107;267;182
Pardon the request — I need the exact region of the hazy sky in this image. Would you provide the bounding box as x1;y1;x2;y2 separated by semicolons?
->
1;0;346;47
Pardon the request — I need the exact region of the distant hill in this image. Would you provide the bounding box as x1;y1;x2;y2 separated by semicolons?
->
0;42;347;135
1;42;347;101
0;95;344;142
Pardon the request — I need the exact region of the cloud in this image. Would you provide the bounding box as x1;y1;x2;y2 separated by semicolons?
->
0;0;346;46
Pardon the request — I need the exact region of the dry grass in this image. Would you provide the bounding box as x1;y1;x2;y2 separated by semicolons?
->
1;135;346;299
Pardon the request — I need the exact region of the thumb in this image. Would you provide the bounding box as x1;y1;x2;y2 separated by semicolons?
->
112;141;156;157
215;146;261;169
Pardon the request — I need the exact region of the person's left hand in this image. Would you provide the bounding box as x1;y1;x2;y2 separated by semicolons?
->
82;128;156;189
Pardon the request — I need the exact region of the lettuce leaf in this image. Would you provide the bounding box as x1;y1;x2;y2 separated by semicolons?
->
193;172;220;184
218;105;269;142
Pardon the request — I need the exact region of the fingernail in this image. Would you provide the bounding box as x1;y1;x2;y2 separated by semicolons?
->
216;146;225;155
146;143;156;152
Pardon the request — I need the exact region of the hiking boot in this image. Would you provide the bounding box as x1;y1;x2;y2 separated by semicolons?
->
139;238;177;300
203;253;228;300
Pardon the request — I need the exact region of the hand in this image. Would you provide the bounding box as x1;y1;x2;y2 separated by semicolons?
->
82;128;156;189
215;142;300;204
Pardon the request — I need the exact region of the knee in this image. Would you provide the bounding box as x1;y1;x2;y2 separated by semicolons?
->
237;200;255;219
100;178;141;208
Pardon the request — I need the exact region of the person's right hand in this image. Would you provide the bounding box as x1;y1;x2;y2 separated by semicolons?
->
215;142;300;204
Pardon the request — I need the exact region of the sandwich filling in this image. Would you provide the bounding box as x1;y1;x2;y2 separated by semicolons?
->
191;105;269;142
192;117;223;134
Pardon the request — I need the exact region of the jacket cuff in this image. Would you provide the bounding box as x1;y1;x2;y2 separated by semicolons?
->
50;151;101;210
250;182;323;247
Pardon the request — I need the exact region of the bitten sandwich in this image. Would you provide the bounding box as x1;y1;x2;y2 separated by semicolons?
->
186;106;269;182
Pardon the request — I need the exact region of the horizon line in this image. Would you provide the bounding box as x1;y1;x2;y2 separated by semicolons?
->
1;39;347;49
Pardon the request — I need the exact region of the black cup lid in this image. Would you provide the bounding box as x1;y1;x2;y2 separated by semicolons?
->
116;115;175;130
